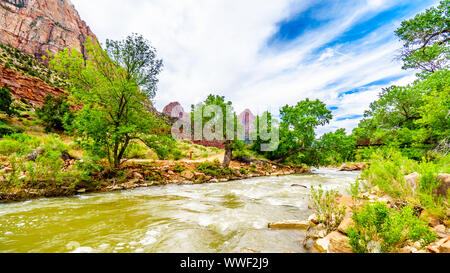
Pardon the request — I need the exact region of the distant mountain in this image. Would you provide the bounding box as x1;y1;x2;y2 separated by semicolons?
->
0;0;96;60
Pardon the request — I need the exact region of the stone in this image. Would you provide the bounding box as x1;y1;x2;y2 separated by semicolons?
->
303;238;316;250
336;195;353;207
268;220;310;230
327;231;354;253
434;225;448;238
0;167;13;174
26;147;45;161
420;210;441;228
181;170;194;180
133;172;144;180
399;246;415;253
209;179;219;183
338;218;355;235
439;240;450;253
314;237;330;253
308;214;319;225
405;172;420;191
77;188;86;193
433;174;450;197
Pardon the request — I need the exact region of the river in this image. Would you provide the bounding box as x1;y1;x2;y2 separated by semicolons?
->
0;168;360;253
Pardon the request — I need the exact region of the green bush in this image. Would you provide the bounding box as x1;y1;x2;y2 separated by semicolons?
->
36;95;73;131
0;86;14;116
361;148;449;218
124;143;148;159
174;163;186;173
36;94;74;132
196;160;234;177
348;202;437;253
310;185;346;232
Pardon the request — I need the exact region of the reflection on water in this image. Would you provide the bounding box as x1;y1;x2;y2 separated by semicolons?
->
0;168;360;253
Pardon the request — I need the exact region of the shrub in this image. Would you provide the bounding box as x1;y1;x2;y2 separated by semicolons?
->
0;86;14;116
124;143;148;159
196;160;233;177
348;202;437;253
362;148;449;218
36;94;74;132
310;185;346;232
174;163;186;173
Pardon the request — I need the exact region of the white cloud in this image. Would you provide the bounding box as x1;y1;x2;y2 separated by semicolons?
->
71;0;420;134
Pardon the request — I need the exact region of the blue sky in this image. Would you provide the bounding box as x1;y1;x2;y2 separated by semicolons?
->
71;0;440;135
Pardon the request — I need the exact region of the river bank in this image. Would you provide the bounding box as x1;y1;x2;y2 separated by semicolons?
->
269;171;450;254
0;160;310;203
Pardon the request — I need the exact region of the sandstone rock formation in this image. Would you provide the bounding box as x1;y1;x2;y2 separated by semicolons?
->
0;65;64;106
0;0;96;60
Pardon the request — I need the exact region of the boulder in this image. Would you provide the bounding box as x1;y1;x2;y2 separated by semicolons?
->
327;231;354;253
336;195;354;207
314;237;330;253
268;220;310;230
133;172;144;180
308;214;319;225
338;218;355;235
434;225;448;238
439;239;450;253
338;164;355;171
181;170;194;180
338;163;366;171
26;147;45;161
433;174;450;197
405;172;420;191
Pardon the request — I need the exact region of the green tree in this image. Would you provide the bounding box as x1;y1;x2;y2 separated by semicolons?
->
105;33;163;100
395;0;449;75
50;36;166;169
316;129;356;166
191;95;236;167
36;94;74;132
271;99;332;163
0;86;14;116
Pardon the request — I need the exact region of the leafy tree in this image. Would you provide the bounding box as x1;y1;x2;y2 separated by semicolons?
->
0;86;14;116
316;129;356;166
395;0;449;75
105;33;163;100
36;94;74;132
355;70;449;155
270;99;332;163
191;95;236;167
50;36;166;169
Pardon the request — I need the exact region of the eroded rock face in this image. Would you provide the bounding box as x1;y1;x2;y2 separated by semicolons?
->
0;65;65;106
0;0;96;60
434;174;450;197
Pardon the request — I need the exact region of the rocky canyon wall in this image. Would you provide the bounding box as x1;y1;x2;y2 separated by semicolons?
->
0;0;96;60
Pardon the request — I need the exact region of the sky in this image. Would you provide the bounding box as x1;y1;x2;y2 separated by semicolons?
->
71;0;440;135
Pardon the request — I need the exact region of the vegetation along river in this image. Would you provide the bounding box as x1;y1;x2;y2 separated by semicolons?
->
0;169;360;253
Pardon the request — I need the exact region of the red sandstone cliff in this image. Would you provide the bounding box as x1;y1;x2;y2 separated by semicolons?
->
0;65;65;106
0;0;96;60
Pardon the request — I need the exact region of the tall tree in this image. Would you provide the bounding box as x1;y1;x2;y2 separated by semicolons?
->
105;33;163;100
272;99;332;163
192;95;236;167
50;36;166;169
395;0;449;75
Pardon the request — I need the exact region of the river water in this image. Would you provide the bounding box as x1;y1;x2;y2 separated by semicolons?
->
0;168;360;253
